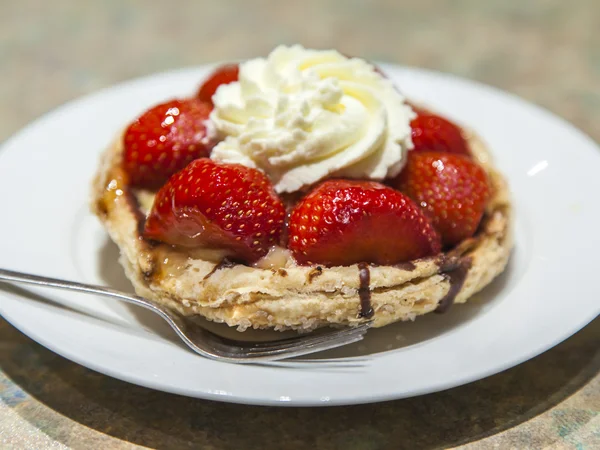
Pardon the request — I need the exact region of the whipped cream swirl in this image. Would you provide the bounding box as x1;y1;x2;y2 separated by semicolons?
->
210;45;414;193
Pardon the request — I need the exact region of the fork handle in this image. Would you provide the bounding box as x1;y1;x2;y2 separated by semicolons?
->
0;268;160;313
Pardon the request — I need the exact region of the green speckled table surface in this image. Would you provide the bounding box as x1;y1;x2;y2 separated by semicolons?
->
1;1;599;448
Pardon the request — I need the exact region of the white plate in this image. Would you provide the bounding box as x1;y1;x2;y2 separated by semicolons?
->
1;64;599;406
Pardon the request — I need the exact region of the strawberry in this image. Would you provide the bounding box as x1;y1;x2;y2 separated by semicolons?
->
197;64;239;105
143;158;285;263
287;180;441;266
123;99;216;189
393;152;490;246
410;109;470;155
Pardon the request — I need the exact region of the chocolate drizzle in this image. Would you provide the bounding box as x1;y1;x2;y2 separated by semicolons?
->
435;257;472;313
123;189;148;237
307;266;323;283
357;262;374;319
202;257;235;280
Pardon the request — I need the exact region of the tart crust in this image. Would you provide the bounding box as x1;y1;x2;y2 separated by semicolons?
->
91;126;513;331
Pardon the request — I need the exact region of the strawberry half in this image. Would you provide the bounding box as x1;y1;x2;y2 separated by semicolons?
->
410;109;470;156
288;180;441;266
197;64;239;105
144;159;285;263
123;99;216;189
393;152;491;247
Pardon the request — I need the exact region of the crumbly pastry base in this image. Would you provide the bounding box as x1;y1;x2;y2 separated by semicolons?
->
91;128;513;332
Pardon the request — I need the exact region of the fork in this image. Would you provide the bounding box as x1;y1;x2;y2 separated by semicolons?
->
0;268;370;363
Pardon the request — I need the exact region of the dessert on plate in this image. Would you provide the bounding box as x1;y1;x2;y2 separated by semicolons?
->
91;45;512;331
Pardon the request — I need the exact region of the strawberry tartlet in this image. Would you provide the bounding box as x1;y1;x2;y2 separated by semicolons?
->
91;45;512;331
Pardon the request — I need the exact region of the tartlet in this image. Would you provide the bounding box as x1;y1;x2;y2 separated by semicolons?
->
91;46;512;331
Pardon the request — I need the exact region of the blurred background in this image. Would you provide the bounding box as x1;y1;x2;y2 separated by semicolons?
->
1;1;599;448
1;0;599;143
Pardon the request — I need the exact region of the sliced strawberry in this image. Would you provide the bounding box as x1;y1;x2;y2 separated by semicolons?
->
410;109;470;155
143;159;285;263
393;152;490;246
197;64;239;105
123;99;216;189
288;180;441;266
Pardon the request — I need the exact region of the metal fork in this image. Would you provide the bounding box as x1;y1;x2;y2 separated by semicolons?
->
0;268;370;363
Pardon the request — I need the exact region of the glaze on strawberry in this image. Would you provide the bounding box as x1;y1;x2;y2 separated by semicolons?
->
144;159;285;263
